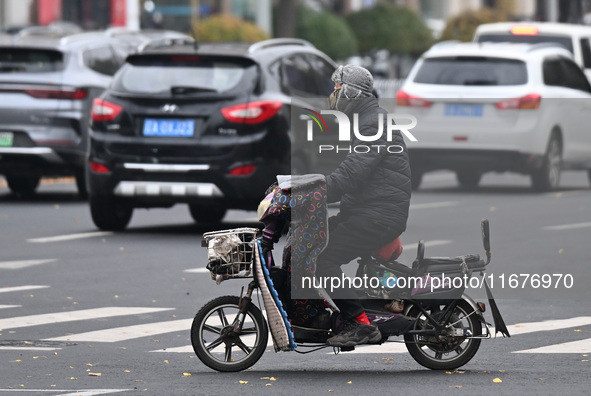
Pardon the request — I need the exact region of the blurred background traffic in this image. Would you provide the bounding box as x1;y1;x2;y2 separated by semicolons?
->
1;0;591;228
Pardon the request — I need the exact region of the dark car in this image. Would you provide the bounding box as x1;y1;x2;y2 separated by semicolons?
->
0;31;129;196
87;38;337;230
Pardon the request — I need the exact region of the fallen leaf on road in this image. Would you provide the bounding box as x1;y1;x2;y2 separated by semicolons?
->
123;370;131;373
239;380;248;384
183;373;191;377
493;378;502;383
88;373;101;377
164;360;169;364
269;377;277;381
70;377;77;380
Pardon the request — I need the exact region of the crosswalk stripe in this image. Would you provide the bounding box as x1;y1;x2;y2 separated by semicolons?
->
0;305;21;309
27;231;112;243
0;307;174;330
0;346;62;351
45;319;193;343
501;316;591;336
183;268;209;273
55;391;130;396
0;259;57;270
543;221;591;231
0;390;130;395
151;337;274;354
354;317;591;354
0;285;50;294
514;338;591;353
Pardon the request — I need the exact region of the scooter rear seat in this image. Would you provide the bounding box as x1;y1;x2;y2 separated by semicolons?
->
419;255;487;273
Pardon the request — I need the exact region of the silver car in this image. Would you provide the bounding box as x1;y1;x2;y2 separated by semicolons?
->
0;31;129;196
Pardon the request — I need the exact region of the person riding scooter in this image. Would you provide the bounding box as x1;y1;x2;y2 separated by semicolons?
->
316;65;412;347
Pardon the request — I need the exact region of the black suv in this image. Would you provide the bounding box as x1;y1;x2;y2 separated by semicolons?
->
87;38;337;230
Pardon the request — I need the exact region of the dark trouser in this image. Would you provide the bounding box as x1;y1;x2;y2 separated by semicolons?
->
314;214;403;321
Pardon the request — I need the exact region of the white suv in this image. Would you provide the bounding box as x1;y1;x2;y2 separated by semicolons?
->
474;22;591;83
397;42;591;191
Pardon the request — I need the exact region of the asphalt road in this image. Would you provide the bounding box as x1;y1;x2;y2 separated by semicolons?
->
0;171;590;396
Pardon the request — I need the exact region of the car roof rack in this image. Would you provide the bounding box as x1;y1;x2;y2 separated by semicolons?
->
248;38;314;54
138;37;197;52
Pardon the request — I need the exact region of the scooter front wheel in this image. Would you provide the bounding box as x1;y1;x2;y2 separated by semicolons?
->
191;295;268;372
404;299;482;370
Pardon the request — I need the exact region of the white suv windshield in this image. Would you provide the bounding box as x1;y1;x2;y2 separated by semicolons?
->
414;57;528;86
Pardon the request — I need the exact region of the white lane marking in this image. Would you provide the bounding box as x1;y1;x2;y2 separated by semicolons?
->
0;305;21;309
410;201;458;210
500;316;591;336
45;319;193;343
423;173;456;182
0;390;130;395
354;317;591;354
151;345;194;353
543;221;591;231
0;307;174;330
27;232;113;243
514;338;591;354
183;268;209;273
56;391;130;396
0;285;50;294
0;346;62;351
151;337;274;354
402;240;452;251
0;259;57;270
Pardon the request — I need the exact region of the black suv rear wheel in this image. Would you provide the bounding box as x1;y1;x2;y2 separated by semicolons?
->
189;204;226;224
6;175;40;196
90;195;133;231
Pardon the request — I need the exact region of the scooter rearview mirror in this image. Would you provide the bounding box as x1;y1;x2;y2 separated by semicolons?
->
481;219;490;252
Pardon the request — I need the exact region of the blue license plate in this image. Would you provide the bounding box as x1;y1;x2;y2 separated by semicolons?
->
143;119;195;137
444;104;483;117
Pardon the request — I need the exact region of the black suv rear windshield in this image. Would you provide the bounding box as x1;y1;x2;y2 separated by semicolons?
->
0;48;64;73
477;33;573;53
112;54;257;96
414;57;528;85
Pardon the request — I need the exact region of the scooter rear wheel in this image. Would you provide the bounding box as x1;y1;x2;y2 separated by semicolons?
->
404;299;482;370
191;295;268;372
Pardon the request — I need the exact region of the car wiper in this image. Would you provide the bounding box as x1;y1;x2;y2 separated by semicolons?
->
170;86;218;95
463;79;498;86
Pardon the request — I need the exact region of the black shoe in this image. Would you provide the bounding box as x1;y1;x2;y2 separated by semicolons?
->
327;320;381;347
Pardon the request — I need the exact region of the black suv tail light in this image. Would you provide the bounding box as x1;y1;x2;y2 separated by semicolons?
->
221;101;282;124
91;98;123;122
